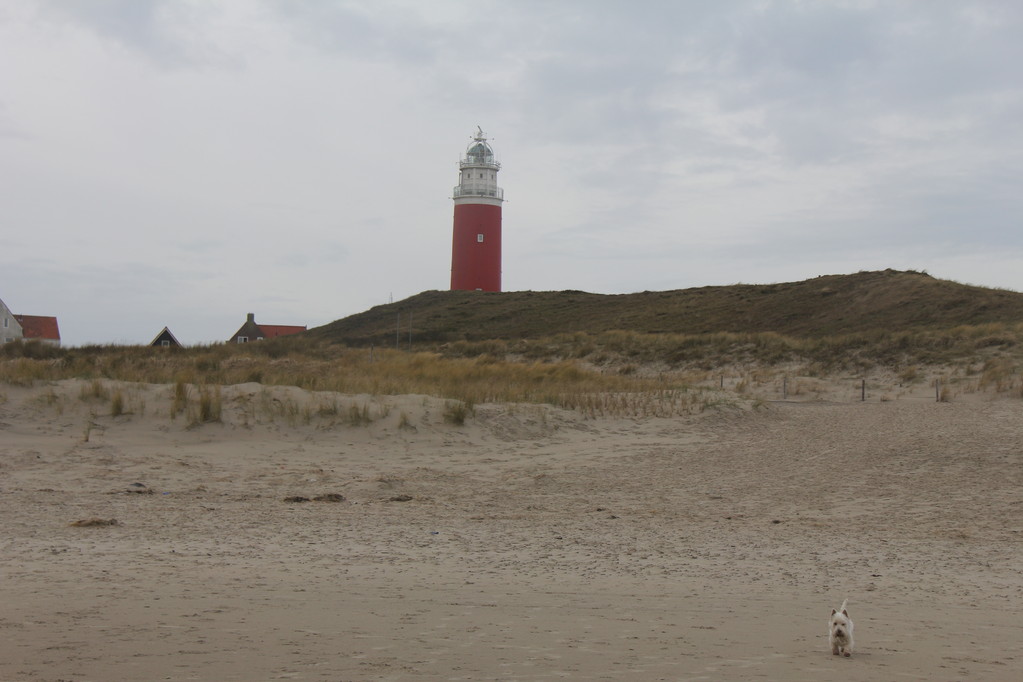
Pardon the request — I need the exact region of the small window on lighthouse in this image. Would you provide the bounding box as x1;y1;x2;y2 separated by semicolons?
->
477;234;484;243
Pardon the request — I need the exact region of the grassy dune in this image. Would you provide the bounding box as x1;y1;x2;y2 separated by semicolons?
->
3;319;1022;421
4;271;1023;416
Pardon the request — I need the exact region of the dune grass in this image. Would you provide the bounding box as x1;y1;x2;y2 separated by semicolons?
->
2;320;1021;421
0;338;714;416
441;323;1023;373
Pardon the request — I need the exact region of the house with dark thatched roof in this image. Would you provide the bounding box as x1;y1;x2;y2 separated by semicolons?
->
150;327;182;348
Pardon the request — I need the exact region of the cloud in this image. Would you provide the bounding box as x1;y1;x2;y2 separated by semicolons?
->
1;0;1021;344
33;0;236;68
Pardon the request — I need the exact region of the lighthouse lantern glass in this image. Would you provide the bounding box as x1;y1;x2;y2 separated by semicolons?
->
466;142;494;165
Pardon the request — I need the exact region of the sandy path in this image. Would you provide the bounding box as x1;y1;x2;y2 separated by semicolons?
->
1;380;1021;680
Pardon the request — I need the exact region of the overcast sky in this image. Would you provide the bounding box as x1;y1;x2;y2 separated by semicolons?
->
2;1;1021;346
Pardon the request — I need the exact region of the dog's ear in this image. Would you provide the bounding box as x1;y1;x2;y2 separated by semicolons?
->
842;609;849;617
831;609;837;616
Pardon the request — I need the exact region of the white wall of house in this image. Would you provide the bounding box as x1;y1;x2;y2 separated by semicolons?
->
0;297;25;344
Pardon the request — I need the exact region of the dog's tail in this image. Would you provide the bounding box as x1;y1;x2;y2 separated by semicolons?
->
839;599;848;613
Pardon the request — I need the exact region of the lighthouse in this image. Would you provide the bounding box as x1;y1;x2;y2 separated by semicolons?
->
451;127;503;292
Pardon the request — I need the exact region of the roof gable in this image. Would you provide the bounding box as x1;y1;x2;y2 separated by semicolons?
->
150;327;182;347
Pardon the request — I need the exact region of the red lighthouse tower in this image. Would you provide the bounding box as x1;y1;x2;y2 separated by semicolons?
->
451;127;503;291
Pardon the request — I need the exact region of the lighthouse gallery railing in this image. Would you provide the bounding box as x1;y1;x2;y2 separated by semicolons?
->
452;186;504;199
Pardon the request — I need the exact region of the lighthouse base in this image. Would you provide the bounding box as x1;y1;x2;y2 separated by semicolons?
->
451;203;502;292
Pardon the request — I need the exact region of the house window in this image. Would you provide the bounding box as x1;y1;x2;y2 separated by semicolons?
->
477;234;484;243
238;336;248;343
161;340;171;347
3;317;7;328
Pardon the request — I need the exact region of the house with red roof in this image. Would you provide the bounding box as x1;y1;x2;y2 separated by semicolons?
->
228;313;306;343
1;297;61;346
15;315;61;345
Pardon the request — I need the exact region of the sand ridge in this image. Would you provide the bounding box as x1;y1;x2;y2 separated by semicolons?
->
0;379;1021;680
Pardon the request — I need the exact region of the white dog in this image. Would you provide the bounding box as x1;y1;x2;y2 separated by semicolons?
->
829;599;855;657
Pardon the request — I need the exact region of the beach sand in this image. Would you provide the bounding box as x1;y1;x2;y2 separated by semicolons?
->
1;378;1021;681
